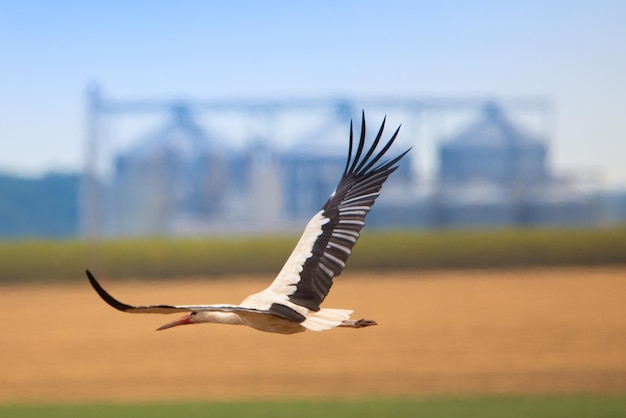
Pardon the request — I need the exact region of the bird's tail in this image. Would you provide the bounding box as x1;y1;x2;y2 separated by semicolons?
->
301;308;353;331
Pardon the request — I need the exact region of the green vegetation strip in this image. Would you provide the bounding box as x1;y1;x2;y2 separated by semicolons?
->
1;227;625;283
2;395;626;418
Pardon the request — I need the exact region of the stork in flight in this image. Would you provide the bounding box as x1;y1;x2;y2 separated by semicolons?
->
86;113;410;334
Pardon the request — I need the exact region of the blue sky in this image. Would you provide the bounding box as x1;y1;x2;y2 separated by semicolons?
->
2;1;626;188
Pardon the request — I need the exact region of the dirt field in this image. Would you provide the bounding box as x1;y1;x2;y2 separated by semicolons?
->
1;267;625;403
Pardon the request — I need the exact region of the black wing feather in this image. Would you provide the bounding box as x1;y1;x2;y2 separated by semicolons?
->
85;270;290;318
347;112;367;174
286;114;410;312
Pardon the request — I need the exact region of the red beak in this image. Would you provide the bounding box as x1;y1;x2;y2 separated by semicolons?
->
156;314;191;331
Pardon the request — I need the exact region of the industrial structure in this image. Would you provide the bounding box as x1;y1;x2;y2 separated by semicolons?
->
431;102;600;227
81;85;601;238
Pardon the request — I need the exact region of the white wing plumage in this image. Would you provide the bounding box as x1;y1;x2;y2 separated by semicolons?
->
241;113;410;323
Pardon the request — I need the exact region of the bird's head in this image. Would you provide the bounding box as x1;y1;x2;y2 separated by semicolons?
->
156;312;198;331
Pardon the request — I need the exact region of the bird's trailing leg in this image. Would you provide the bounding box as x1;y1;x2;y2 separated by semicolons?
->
339;318;377;328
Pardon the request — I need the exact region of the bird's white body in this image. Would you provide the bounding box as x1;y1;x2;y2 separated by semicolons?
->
238;211;353;332
185;308;353;334
86;114;409;334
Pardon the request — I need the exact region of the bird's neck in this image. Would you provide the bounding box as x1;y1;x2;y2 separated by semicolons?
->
196;311;246;326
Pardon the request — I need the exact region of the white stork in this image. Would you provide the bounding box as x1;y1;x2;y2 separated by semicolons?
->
86;113;410;334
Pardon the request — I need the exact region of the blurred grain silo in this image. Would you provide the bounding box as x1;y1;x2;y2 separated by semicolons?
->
439;102;548;187
281;115;347;219
106;105;237;236
433;102;600;227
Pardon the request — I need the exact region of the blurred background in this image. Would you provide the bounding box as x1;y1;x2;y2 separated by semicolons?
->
1;1;625;415
1;1;626;239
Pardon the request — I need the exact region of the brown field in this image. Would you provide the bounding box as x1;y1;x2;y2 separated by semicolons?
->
1;267;625;403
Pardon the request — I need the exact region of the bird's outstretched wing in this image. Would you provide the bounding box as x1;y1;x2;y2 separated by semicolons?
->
242;112;410;320
85;270;273;316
